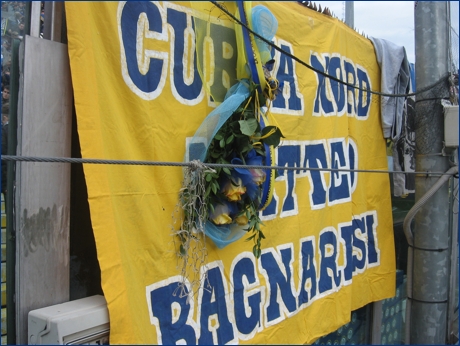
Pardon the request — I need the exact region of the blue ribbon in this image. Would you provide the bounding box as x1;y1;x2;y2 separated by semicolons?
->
237;1;273;211
237;1;262;94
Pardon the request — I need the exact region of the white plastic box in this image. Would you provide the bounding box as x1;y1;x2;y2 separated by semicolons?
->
444;105;459;148
28;295;109;345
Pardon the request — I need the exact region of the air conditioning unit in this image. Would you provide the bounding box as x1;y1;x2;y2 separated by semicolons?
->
444;105;459;148
28;295;109;345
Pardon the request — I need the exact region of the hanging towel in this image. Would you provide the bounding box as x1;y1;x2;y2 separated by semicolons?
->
392;63;416;197
392;94;416;196
370;37;411;140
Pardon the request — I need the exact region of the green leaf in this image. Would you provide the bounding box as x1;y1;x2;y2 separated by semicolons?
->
253;245;261;258
219;138;225;148
226;134;234;144
239;118;258;136
255;147;266;157
223;167;231;175
246;234;256;241
208;203;215;213
214;134;223;141
211;181;217;195
205;184;212;198
261;126;285;147
205;173;212;182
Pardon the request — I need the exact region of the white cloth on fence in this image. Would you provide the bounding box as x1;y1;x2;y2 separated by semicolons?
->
370;37;411;140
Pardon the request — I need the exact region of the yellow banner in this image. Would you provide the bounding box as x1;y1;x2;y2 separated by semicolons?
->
65;1;395;344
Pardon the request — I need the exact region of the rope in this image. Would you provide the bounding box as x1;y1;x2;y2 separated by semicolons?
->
2;155;456;177
209;0;450;99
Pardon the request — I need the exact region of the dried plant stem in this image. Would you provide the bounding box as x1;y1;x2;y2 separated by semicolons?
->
171;162;215;303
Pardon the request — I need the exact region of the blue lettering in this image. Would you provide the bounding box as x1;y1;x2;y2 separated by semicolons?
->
311;53;334;115
340;224;354;282
277;145;302;216
261;195;278;218
304;142;328;209
195;21;238;103
357;66;371;118
263;140;358;214
311;51;372;119
273;42;303;112
260;246;297;324
318;228;341;293
329;56;346;115
351;217;367;272
120;2;166;95
329;140;351;204
366;212;380;265
198;266;235;344
167;8;203;103
344;59;357;116
340;212;380;282
149;280;197;344
348;139;357;190
232;256;261;336
298;237;317;306
146;211;382;343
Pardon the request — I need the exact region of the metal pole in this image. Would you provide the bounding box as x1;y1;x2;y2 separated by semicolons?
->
43;2;63;42
412;2;451;344
29;1;41;38
448;166;459;343
6;37;20;346
344;1;354;29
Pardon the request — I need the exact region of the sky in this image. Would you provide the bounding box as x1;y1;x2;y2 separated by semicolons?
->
314;1;460;65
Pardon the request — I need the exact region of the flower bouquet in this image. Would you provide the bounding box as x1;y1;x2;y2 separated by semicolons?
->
175;73;282;260
172;3;281;299
200;80;283;257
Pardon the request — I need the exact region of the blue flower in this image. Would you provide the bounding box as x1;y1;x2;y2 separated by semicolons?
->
245;149;266;185
231;149;265;200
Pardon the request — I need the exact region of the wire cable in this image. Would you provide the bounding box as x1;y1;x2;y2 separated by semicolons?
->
209;0;450;99
1;155;457;177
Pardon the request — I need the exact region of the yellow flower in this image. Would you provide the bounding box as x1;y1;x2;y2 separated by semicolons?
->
210;203;233;225
212;213;233;225
234;213;249;226
223;177;246;202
